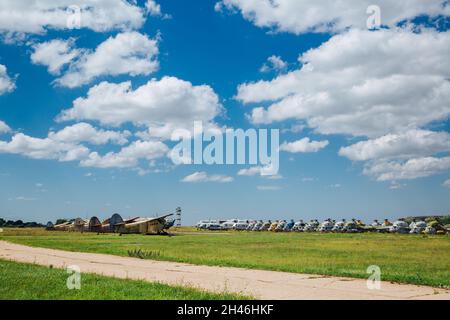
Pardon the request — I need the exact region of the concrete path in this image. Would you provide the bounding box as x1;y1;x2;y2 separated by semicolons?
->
0;240;449;300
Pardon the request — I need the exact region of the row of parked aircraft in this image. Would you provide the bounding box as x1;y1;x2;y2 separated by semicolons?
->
46;213;175;235
196;218;450;235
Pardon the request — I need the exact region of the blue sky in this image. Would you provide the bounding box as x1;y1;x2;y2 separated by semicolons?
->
0;1;449;224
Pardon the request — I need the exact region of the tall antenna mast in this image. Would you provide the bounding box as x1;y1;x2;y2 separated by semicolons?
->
176;207;182;227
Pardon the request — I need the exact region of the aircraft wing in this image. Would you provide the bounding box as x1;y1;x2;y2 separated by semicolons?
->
124;218;153;228
114;217;139;226
54;222;71;227
124;217;140;224
156;213;174;220
146;214;174;224
124;214;174;227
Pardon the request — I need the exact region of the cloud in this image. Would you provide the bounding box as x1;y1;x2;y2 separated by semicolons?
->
260;55;287;73
80;140;169;169
281;124;305;134
0;64;15;95
12;196;37;201
146;0;162;15
241;28;450;138
340;130;450;182
0;123;131;163
237;165;279;177
389;182;406;190
145;0;170;18
237;166;263;176
443;180;450;187
0;0;146;36
280;137;329;153
43;32;159;88
0;120;11;134
48;123;130;145
363;157;450;181
0;133;89;162
31;39;81;75
216;0;449;34
256;185;281;191
181;171;234;183
58;76;222;139
339;130;450;161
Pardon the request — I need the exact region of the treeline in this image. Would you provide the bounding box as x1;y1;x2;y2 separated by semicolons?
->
0;218;45;228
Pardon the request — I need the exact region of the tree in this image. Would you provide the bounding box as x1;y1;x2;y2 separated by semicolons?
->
4;220;15;227
0;219;44;228
12;220;24;227
55;219;68;225
24;222;42;228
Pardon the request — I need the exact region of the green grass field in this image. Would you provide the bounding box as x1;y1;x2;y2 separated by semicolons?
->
0;259;246;300
1;228;449;288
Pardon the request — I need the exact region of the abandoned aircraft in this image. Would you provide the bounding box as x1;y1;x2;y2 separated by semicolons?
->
122;214;174;235
48;211;176;235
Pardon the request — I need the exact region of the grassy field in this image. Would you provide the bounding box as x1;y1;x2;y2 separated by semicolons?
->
0;259;247;300
1;228;449;288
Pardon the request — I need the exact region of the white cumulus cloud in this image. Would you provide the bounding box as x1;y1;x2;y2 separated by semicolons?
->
0;123;132;163
238;28;450;182
0;133;89;162
340;130;450;182
0;64;15;95
216;0;449;34
280;138;329;153
363;157;450;181
58;76;222;139
31;39;81;75
0;120;11;134
146;0;162;16
42;32;159;88
48;123;130;145
181;171;234;183
237;165;280;177
242;29;450;138
0;0;147;36
145;0;170;18
339;130;450;161
260;55;287;73
238;166;264;176
81;140;169;169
